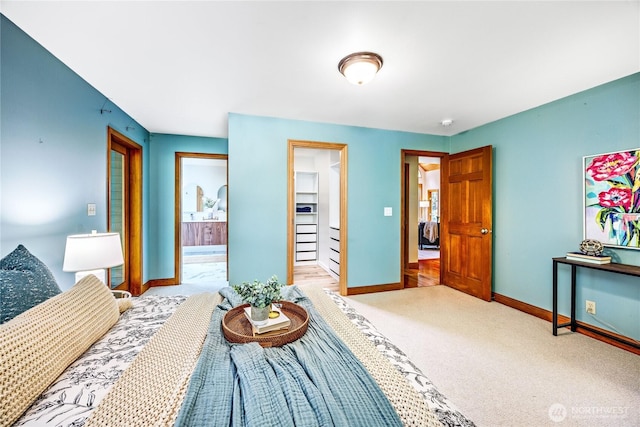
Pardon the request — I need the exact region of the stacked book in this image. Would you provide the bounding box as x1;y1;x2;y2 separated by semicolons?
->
244;305;291;336
566;252;611;264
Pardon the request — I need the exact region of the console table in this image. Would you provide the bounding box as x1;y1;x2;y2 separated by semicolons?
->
552;257;640;349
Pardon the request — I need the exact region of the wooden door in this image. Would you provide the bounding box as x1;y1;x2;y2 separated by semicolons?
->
107;127;142;295
441;145;493;301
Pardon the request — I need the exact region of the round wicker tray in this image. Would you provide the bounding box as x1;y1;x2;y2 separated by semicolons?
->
222;301;309;348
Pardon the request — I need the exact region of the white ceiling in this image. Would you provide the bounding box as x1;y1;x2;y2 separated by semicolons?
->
2;1;638;138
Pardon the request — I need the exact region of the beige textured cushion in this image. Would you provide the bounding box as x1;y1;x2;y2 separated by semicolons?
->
0;275;119;426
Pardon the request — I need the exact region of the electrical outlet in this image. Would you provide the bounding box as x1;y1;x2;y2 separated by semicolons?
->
585;300;596;315
87;203;96;216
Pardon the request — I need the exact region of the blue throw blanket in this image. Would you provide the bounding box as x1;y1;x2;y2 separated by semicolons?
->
175;286;403;427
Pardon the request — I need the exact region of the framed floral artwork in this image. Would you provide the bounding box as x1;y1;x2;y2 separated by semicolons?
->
583;148;640;249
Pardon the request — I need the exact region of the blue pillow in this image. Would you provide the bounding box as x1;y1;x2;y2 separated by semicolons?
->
0;244;62;324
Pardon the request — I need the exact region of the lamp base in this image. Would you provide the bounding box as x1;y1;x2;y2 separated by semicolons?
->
75;269;106;285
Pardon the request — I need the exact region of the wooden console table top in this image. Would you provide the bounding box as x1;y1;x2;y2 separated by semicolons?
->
552;257;640;277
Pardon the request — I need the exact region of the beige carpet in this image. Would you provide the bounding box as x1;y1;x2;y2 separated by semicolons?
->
344;286;640;427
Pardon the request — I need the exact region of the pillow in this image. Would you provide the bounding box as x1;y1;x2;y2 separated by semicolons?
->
0;245;62;324
0;274;119;426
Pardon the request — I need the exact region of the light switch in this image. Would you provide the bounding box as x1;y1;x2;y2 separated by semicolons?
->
87;203;96;216
384;207;392;216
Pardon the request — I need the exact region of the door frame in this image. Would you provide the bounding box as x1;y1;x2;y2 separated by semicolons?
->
107;127;143;295
400;149;446;288
174;152;228;285
287;140;348;295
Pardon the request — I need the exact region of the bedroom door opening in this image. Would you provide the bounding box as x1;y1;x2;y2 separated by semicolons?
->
287;140;347;295
402;151;444;288
107;127;142;295
176;153;228;286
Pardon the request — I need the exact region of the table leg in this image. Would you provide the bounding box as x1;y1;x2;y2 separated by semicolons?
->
570;265;577;332
552;260;558;336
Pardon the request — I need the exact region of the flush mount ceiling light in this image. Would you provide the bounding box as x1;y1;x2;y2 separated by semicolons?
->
440;119;454;127
338;52;383;85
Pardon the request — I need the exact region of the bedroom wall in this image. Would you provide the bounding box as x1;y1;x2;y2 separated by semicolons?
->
450;72;640;340
147;133;228;280
0;15;150;290
227;113;447;288
3;12;637;340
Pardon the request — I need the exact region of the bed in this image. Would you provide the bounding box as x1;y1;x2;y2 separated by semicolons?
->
1;245;474;427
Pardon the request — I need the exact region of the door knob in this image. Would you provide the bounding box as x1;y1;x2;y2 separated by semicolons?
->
481;228;489;234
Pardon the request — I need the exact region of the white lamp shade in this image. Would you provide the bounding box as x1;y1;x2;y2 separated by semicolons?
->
63;232;124;272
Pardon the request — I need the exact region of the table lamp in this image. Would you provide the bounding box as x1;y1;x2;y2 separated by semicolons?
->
63;231;124;284
419;200;429;219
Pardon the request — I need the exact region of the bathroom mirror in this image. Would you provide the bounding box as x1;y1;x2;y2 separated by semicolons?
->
217;185;227;212
183;183;203;213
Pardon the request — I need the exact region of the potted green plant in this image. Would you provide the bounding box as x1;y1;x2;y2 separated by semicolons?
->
202;197;217;219
203;197;216;209
232;275;284;325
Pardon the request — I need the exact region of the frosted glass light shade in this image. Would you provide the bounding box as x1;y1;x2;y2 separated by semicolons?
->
338;52;383;85
63;232;124;272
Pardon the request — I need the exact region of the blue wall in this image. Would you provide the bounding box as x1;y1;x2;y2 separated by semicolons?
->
0;15;150;289
227;113;446;287
2;12;638;341
452;73;640;340
147;133;228;279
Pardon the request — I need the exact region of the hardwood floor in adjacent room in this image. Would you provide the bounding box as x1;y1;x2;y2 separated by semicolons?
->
294;259;436;292
418;258;440;286
293;265;339;292
405;258;440;288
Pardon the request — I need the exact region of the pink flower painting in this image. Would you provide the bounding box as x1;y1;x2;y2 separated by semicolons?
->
584;149;640;248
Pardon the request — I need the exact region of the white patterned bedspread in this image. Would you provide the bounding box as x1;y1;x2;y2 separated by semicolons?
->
15;296;187;427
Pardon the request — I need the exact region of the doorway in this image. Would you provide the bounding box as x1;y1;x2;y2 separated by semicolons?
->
403;146;494;301
107;127;142;295
402;151;444;288
287;140;347;295
175;153;228;287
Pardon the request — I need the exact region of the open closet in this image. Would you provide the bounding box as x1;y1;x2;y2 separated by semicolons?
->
293;148;341;280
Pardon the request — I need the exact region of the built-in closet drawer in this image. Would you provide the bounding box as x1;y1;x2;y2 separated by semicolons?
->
296;242;316;252
329;238;340;252
329;258;340;275
296;224;317;234
296;233;317;243
296;251;317;261
329;227;339;240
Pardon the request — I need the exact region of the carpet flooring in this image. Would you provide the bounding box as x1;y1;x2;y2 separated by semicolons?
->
344;286;640;427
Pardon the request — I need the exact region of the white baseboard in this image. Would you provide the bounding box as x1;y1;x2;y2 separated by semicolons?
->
317;260;339;280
